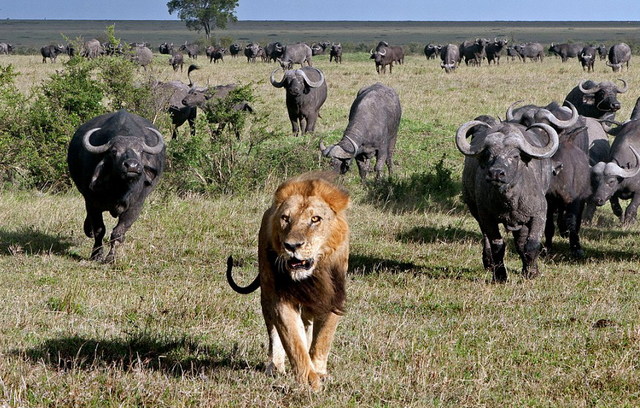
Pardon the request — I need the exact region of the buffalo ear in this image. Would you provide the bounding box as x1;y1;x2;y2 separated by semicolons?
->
582;94;595;105
89;159;105;191
142;155;161;185
552;163;564;176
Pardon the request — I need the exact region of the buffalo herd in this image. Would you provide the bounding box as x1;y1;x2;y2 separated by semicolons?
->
2;35;637;276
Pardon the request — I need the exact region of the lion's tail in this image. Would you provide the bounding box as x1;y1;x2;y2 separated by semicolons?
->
226;256;260;294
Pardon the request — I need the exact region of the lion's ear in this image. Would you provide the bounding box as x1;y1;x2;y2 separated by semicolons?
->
319;182;350;213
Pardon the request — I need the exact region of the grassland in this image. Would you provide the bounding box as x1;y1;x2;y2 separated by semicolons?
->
0;22;639;406
2;19;640;52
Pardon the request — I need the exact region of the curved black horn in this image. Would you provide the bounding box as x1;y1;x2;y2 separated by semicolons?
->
616;78;628;93
143;127;165;155
578;80;601;94
537;102;579;129
298;68;324;88
521;123;559;159
455;121;489;156
269;68;286;88
505;100;524;122
82;128;111;154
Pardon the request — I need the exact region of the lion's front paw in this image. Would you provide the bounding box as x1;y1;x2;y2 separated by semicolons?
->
265;362;285;377
307;370;323;392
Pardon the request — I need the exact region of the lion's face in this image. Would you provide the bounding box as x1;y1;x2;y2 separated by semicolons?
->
270;178;349;282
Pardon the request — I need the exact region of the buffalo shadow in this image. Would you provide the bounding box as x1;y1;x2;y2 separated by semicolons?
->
349;253;481;281
363;155;464;214
0;226;75;258
397;225;481;245
16;333;250;377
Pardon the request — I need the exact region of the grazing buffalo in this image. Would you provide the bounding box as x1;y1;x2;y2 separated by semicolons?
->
278;43;313;69
244;43;260;63
506;46;521;62
179;42;199;59
169;52;184;72
371;42;404;74
486;38;508;65
82;39;103;59
0;43;14;54
548;43;583;62
229;43;241;58
265;41;284;62
460;38;489;66
596;45;609;60
153;65;201;138
330;43;342;63
181;83;254;139
130;46;153;70
607;42;631;72
440;43;460;73
456;116;559;282
578;46;596;72
320;83;401;181
67;110;165;263
311;41;330;55
41;44;65;63
206;46;225;63
270;67;327;136
563;79;627;125
424;43;441;60
514;42;544;62
159;42;173;54
591;120;640;225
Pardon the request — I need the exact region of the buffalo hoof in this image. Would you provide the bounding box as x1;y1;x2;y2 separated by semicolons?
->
522;265;540;279
90;247;104;262
492;267;508;283
103;251;116;264
571;248;585;259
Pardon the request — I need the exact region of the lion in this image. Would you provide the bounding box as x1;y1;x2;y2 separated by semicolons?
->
226;171;350;391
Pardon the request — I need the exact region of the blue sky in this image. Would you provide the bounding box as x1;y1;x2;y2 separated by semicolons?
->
1;0;639;21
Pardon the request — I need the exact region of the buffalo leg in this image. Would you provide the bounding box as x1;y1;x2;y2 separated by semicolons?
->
611;195;623;219
544;202;556;253
289;116;300;137
513;225;542;279
356;158;371;181
84;203;106;261
622;193;640;226
479;221;507;282
305;114;318;133
104;207;143;263
374;152;387;180
566;200;585;257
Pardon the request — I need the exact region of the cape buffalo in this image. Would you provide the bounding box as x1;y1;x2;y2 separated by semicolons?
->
67;110;165;263
206;46;225;63
424;43;441;60
330;43;342;63
549;43;583;62
153;65;201;138
159;42;173;54
486;38;508;65
591;120;640;225
278;43;313;70
130;46;153;70
607;42;631;72
82;39;103;59
41;44;65;63
180;42;199;59
229;43;241;58
460;38;488;66
578;46;596;72
265;42;284;62
270;66;327;136
244;43;260;63
457;116;559;282
370;41;404;74
320;83;401;181
169;52;184;72
514;43;544;62
440;44;460;73
563;79;627;126
0;43;13;54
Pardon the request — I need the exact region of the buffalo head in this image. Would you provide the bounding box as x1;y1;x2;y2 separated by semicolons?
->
270;67;325;96
591;146;640;206
578;79;627;113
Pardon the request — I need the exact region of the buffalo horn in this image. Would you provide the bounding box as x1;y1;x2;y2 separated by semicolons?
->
603;146;640;178
269;68;286;88
578;79;601;94
378;48;387;56
521;123;559;159
143;127;165;154
616;78;628;93
455;120;489;156
298;68;324;88
505;100;524;122
537;101;579;129
82;127;112;154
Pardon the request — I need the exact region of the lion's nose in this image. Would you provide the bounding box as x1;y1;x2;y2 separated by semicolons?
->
284;241;303;252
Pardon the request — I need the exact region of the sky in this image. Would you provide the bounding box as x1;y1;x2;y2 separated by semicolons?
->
1;0;639;21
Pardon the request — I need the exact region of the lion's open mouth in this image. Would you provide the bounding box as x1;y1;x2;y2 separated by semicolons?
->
286;257;314;271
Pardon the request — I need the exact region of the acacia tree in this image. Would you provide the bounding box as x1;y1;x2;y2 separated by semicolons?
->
167;0;239;39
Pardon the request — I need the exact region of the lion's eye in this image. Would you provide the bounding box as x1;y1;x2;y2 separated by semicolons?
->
281;215;290;223
311;215;321;223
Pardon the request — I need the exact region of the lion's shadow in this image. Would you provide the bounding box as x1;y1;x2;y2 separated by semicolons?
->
16;334;250;377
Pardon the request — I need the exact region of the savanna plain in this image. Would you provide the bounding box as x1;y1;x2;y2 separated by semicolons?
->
0;21;639;407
